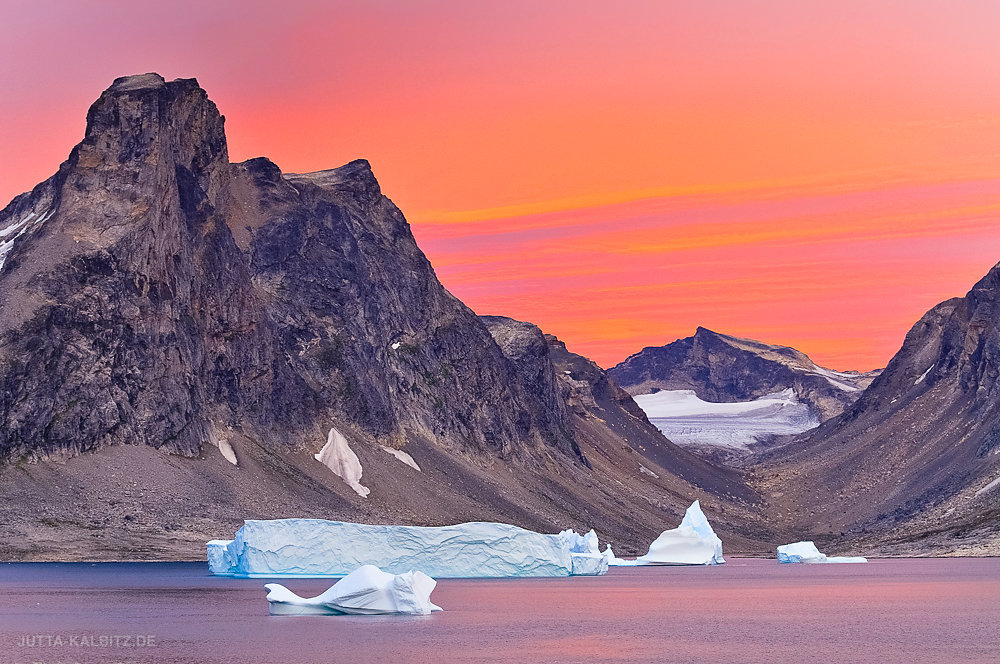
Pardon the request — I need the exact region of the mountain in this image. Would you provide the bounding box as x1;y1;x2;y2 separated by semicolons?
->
0;74;766;560
758;266;1000;555
609;327;879;421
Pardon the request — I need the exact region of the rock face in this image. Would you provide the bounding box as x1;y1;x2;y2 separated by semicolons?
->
0;74;572;463
609;327;879;421
760;266;1000;556
0;75;764;560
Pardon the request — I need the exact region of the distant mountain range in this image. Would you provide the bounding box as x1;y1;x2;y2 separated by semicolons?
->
607;328;879;456
610;327;880;420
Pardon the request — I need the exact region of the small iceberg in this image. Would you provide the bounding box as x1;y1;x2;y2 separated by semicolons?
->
558;528;610;576
777;541;867;564
636;500;725;566
602;544;638;567
265;565;442;615
210;519;608;578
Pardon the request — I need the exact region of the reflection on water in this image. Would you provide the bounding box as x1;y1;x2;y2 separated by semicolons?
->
1;558;998;663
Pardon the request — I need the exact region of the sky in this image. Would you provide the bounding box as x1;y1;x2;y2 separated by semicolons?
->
2;1;999;370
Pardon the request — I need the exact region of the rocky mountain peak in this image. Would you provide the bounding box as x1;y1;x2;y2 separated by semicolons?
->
84;75;226;178
609;328;878;421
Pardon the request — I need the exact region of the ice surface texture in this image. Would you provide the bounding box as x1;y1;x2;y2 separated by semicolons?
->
210;519;608;578
634;389;819;450
636;500;725;566
265;564;442;615
777;541;867;564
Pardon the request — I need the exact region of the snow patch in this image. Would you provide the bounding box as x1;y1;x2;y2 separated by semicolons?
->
391;342;401;350
218;439;238;466
380;445;420;471
639;465;659;478
265;565;442;615
315;428;370;497
0;210;51;272
975;475;1000;497
0;213;33;238
914;364;934;385
634;389;818;450
805;365;862;392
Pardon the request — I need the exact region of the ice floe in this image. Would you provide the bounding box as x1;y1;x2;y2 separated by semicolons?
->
636;500;725;566
314;427;370;497
265;565;442;615
209;519;608;578
777;541;867;564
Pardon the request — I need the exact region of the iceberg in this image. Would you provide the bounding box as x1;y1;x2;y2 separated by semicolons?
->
558;528;610;575
209;519;608;578
636;500;725;566
265;565;442;615
602;544;638;567
207;539;233;573
777;541;867;564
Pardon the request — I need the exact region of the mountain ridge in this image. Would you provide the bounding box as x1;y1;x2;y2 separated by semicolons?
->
609;326;880;421
0;74;765;560
758;265;1000;555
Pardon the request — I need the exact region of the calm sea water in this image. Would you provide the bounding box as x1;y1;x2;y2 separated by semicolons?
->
1;558;997;663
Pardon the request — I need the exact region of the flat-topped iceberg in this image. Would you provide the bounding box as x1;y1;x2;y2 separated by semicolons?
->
209;519;608;578
265;565;442;615
636;500;725;566
777;541;867;564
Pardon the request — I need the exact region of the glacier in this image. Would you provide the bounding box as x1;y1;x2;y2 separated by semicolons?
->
777;541;867;564
633;389;819;450
636;500;725;566
209;519;608;578
265;565;442;616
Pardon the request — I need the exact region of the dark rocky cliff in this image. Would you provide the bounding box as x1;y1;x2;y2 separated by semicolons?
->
0;74;577;464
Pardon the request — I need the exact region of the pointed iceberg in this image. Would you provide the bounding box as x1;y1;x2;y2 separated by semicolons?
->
209;519;608;578
777;541;867;564
265;565;442;615
636;500;725;566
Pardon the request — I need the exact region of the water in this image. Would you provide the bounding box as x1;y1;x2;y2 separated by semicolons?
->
1;558;997;663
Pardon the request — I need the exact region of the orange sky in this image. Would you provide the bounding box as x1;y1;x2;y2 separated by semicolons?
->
2;1;1000;370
